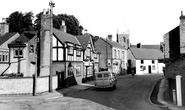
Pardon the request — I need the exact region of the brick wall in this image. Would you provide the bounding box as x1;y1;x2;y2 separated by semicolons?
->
94;38;112;69
169;26;180;62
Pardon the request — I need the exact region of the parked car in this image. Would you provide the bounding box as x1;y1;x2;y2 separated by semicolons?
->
94;71;117;89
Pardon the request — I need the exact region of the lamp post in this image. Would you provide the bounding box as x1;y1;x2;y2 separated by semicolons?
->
49;0;55;92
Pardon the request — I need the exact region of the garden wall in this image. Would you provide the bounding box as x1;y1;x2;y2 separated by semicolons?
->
0;75;57;95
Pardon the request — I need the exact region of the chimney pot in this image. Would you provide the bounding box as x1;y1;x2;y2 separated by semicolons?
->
108;35;112;41
60;20;66;32
43;9;46;15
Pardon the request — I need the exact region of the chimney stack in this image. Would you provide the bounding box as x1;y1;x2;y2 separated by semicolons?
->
137;43;142;48
0;18;9;36
179;11;185;54
108;35;112;41
60;20;66;32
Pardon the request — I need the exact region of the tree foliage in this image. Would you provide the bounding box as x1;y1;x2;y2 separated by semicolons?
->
6;11;84;36
34;12;83;35
7;11;34;33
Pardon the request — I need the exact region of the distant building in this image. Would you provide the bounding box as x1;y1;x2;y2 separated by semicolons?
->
117;33;130;49
95;35;127;75
128;44;164;75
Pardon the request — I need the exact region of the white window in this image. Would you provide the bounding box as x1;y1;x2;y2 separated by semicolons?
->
118;50;120;59
114;49;116;58
76;50;81;56
76;66;81;76
14;48;23;58
152;65;155;70
68;47;73;55
122;51;125;59
58;48;63;60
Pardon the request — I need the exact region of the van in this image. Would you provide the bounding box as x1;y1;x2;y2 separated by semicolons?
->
94;71;117;89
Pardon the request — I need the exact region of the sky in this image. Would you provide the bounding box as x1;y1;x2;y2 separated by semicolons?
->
0;0;185;45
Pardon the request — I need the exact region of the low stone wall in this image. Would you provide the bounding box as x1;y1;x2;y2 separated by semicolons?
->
0;75;57;95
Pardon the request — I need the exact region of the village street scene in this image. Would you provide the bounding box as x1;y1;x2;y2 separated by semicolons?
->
0;0;185;110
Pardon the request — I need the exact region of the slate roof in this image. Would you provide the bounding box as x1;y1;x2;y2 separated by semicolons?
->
101;38;125;49
53;28;80;45
130;45;160;50
0;32;17;46
9;31;37;44
130;47;163;60
76;34;91;49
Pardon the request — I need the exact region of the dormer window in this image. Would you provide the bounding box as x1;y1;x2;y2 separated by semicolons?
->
14;47;23;58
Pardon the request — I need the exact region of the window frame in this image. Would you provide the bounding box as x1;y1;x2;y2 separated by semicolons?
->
13;47;24;58
141;60;144;64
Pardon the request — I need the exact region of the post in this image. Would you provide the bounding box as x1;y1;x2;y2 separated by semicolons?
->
172;89;177;104
33;38;38;96
106;37;108;70
176;75;182;106
49;0;55;92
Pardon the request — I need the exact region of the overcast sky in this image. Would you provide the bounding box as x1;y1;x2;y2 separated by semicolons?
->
0;0;185;45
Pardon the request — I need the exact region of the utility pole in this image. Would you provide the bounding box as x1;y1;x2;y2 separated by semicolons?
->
49;0;55;92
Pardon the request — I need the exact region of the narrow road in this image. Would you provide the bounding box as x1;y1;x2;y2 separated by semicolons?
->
0;74;164;110
69;74;164;110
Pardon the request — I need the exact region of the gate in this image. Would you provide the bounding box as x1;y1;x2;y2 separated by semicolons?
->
56;71;65;89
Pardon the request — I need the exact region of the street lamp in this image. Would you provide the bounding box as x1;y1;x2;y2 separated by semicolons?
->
49;0;55;92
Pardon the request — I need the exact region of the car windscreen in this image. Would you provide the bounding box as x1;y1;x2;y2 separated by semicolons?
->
97;74;102;78
104;73;109;77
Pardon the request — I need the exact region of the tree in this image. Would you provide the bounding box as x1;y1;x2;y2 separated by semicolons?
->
6;11;34;33
34;12;83;35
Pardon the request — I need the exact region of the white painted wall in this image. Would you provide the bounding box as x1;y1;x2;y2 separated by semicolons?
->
136;59;164;75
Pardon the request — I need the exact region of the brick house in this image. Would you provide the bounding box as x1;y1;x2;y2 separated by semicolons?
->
0;19;20;75
163;12;185;106
94;35;127;75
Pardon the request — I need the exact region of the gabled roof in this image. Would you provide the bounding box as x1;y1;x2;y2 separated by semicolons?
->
76;34;90;49
76;34;95;51
9;31;37;44
130;47;163;60
101;38;125;49
53;28;80;45
0;32;18;46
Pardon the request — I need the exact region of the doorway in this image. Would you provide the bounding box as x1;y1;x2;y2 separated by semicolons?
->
148;65;151;73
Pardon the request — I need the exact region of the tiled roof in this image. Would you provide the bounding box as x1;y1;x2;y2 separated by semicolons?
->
0;32;17;46
9;31;37;44
53;28;80;45
130;45;160;49
76;34;91;49
130;47;163;60
101;38;125;49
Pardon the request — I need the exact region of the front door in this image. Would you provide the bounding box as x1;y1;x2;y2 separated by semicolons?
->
148;65;151;73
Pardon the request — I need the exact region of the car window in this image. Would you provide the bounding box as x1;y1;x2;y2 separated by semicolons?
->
97;74;102;78
104;73;109;77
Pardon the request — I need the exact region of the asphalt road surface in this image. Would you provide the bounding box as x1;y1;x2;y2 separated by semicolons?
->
0;74;164;110
69;74;164;110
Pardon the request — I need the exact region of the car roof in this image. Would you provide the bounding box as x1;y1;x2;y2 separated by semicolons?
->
95;71;111;74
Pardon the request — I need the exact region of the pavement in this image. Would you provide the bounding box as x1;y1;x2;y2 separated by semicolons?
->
0;81;95;102
157;78;185;110
0;77;185;110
